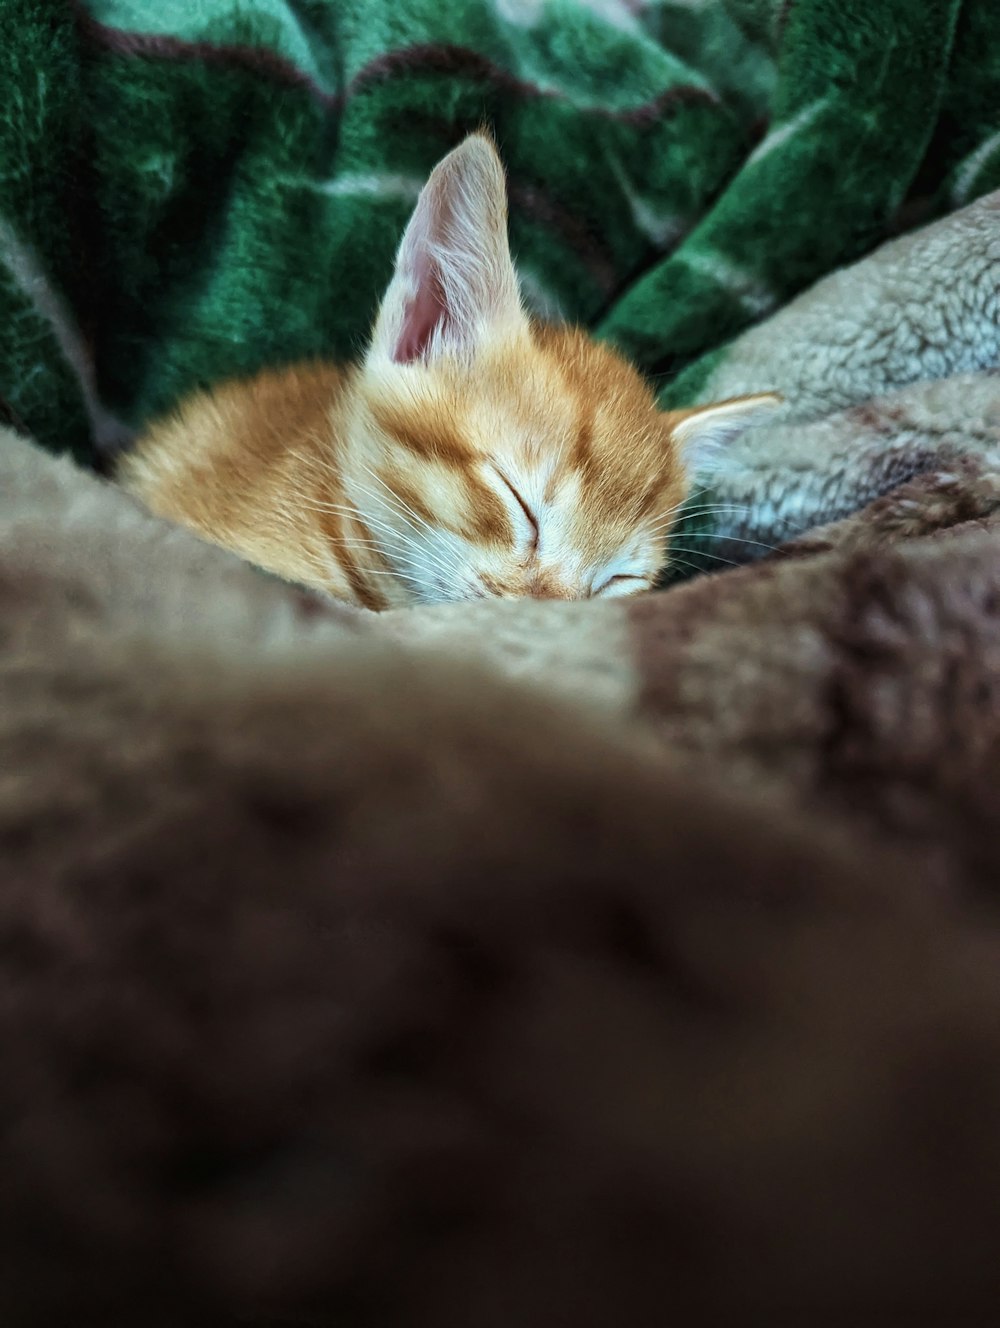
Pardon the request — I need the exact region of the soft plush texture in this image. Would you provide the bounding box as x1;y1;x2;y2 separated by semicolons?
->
4;2;1000;1323
5;407;1000;1323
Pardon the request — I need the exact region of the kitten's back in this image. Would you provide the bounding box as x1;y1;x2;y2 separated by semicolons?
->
119;362;355;595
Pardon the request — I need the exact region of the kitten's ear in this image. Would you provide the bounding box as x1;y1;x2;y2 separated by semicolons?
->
667;392;783;474
367;133;527;366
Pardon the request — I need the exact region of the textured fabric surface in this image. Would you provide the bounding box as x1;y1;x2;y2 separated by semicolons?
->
4;421;1000;1324
659;187;1000;576
4;7;1000;1320
2;0;999;471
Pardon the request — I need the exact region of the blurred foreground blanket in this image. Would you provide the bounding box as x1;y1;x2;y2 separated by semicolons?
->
4;0;1000;1322
4;390;1000;1321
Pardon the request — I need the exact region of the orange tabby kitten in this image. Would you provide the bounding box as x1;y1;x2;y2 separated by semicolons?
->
119;134;779;609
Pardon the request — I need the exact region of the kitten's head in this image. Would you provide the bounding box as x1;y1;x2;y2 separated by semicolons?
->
349;133;778;605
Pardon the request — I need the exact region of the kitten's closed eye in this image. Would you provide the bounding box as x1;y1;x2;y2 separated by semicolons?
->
119;130;781;611
594;574;648;597
492;467;539;553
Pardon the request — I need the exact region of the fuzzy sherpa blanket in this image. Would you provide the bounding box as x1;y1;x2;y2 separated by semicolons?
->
4;1;1000;1323
5;377;1000;1322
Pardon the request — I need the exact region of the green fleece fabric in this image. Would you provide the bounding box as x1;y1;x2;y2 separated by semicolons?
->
0;0;997;464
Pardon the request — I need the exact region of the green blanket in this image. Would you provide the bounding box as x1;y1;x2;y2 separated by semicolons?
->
2;0;999;466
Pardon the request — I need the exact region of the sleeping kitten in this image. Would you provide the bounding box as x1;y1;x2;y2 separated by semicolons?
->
119;133;779;609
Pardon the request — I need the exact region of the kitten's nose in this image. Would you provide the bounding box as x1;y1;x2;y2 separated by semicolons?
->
526;573;578;600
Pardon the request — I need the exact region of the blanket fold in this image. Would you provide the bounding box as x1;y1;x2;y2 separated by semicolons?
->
4;422;1000;1323
4;4;1000;1321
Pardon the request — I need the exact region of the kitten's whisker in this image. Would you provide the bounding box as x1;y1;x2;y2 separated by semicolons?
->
362;568;425;582
341;481;461;581
663;553;712;579
351;475;436;542
654;503;751;522
354;547;439;580
299;502;409;549
358;463;432;533
649;508;804;543
324;534;386;550
667;545;741;568
649;518;744;540
344;488;437;553
347;499;459;584
300;502;447;575
676;498;801;533
331;538;414;570
674;504;750;517
300;498;417;545
646;505;752;535
687;532;782;553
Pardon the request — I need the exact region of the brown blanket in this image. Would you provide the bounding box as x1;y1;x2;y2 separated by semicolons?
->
3;196;1000;1324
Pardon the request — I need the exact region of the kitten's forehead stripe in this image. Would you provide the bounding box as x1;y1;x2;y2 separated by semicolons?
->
637;480;669;519
570;405;594;471
120;134;779;610
360;320;695;596
461;475;514;545
371;397;470;467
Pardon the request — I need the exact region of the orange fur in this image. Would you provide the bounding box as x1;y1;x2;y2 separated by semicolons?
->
119;135;779;609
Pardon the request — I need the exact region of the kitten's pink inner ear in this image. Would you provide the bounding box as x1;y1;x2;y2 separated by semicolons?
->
391;180;458;364
392;249;448;364
372;133;525;366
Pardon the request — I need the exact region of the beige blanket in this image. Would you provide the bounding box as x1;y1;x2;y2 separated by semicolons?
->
3;194;1000;1323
